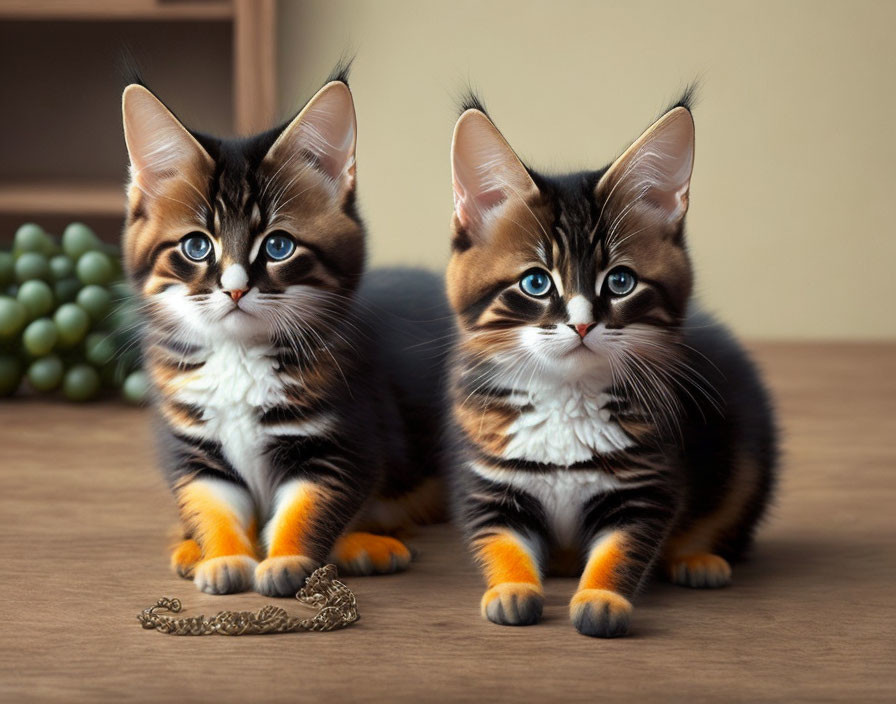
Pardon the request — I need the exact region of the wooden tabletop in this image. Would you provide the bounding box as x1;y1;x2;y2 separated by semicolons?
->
1;342;894;702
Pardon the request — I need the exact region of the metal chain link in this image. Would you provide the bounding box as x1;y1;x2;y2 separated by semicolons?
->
137;564;359;635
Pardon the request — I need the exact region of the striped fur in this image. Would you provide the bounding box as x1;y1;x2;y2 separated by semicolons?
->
122;76;452;596
446;94;777;637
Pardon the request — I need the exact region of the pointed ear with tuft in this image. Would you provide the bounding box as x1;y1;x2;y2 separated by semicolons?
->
121;84;213;195
597;106;695;228
451;109;539;240
265;80;357;197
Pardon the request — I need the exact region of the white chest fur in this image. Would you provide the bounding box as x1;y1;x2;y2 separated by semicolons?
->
174;341;286;505
471;463;623;547
502;378;633;466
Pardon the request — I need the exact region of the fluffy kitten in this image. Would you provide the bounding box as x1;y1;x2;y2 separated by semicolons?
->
446;93;777;637
121;72;450;596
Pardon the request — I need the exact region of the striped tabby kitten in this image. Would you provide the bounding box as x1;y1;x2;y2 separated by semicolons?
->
121;74;449;596
447;95;777;637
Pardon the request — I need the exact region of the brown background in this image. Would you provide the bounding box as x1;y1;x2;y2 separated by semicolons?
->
278;0;896;340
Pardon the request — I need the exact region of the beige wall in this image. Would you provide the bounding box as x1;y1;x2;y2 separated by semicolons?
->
278;0;895;340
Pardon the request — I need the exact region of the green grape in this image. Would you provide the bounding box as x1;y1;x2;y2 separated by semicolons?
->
16;280;54;319
27;354;63;392
22;318;58;356
13;223;48;254
85;331;116;366
0;354;22;396
76;251;115;286
53;303;90;347
122;369;149;404
76;285;112;322
0;252;14;287
0;297;27;337
63;363;101;402
62;223;102;260
14;252;50;283
54;277;81;303
49;254;75;281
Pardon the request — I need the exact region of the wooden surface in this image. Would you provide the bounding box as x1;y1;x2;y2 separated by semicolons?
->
1;343;894;702
233;0;277;135
0;0;234;21
0;180;125;216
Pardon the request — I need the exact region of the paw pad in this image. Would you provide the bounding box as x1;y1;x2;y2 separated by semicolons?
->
333;532;411;576
570;588;632;638
481;583;544;626
170;538;202;579
255;555;318;597
668;553;732;588
193;555;257;595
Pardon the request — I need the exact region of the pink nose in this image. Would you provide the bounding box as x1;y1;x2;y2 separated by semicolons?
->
574;323;595;339
225;289;248;302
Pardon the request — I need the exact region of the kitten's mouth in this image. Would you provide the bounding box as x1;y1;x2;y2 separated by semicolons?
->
223;306;253;319
564;342;592;357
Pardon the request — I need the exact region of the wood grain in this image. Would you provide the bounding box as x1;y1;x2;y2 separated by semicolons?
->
233;0;276;135
1;343;894;702
0;0;234;21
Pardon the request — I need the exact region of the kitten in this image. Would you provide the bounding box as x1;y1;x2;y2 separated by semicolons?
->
121;72;451;596
446;93;777;637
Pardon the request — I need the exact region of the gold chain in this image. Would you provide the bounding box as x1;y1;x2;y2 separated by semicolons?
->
137;564;359;635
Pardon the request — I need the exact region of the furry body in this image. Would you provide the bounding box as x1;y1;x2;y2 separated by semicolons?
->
446;95;777;637
122;76;450;595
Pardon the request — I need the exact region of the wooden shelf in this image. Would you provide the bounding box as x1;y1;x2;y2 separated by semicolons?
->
0;1;233;21
0;181;126;216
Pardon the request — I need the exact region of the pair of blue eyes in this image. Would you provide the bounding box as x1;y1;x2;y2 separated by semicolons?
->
180;233;297;262
518;267;638;297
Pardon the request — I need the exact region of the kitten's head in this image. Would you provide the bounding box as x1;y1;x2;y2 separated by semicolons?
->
446;94;695;383
121;75;363;345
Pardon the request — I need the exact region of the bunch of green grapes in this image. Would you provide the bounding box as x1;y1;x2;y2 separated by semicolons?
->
0;222;148;403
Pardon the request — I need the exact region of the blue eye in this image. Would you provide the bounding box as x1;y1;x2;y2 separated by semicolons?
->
520;270;553;297
181;233;212;262
605;267;637;296
264;233;296;261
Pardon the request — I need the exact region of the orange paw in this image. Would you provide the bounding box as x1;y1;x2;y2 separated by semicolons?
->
667;553;732;588
481;583;544;626
194;555;257;595
170;538;202;578
255;555;318;597
331;532;411;575
570;588;633;638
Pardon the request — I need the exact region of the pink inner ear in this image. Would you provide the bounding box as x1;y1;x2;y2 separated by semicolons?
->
646;182;689;221
454;179;506;229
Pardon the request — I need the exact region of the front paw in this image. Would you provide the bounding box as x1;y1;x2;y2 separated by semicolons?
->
481;583;544;626
332;532;412;575
193;555;257;595
667;553;732;588
255;555;318;597
570;589;633;638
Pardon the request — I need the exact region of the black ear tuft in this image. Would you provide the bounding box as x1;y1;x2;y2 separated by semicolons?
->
118;46;148;91
326;54;355;86
458;88;490;118
666;82;699;114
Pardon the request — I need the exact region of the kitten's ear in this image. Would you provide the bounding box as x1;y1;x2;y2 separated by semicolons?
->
597;106;695;226
265;80;357;196
122;84;213;193
451;109;538;237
